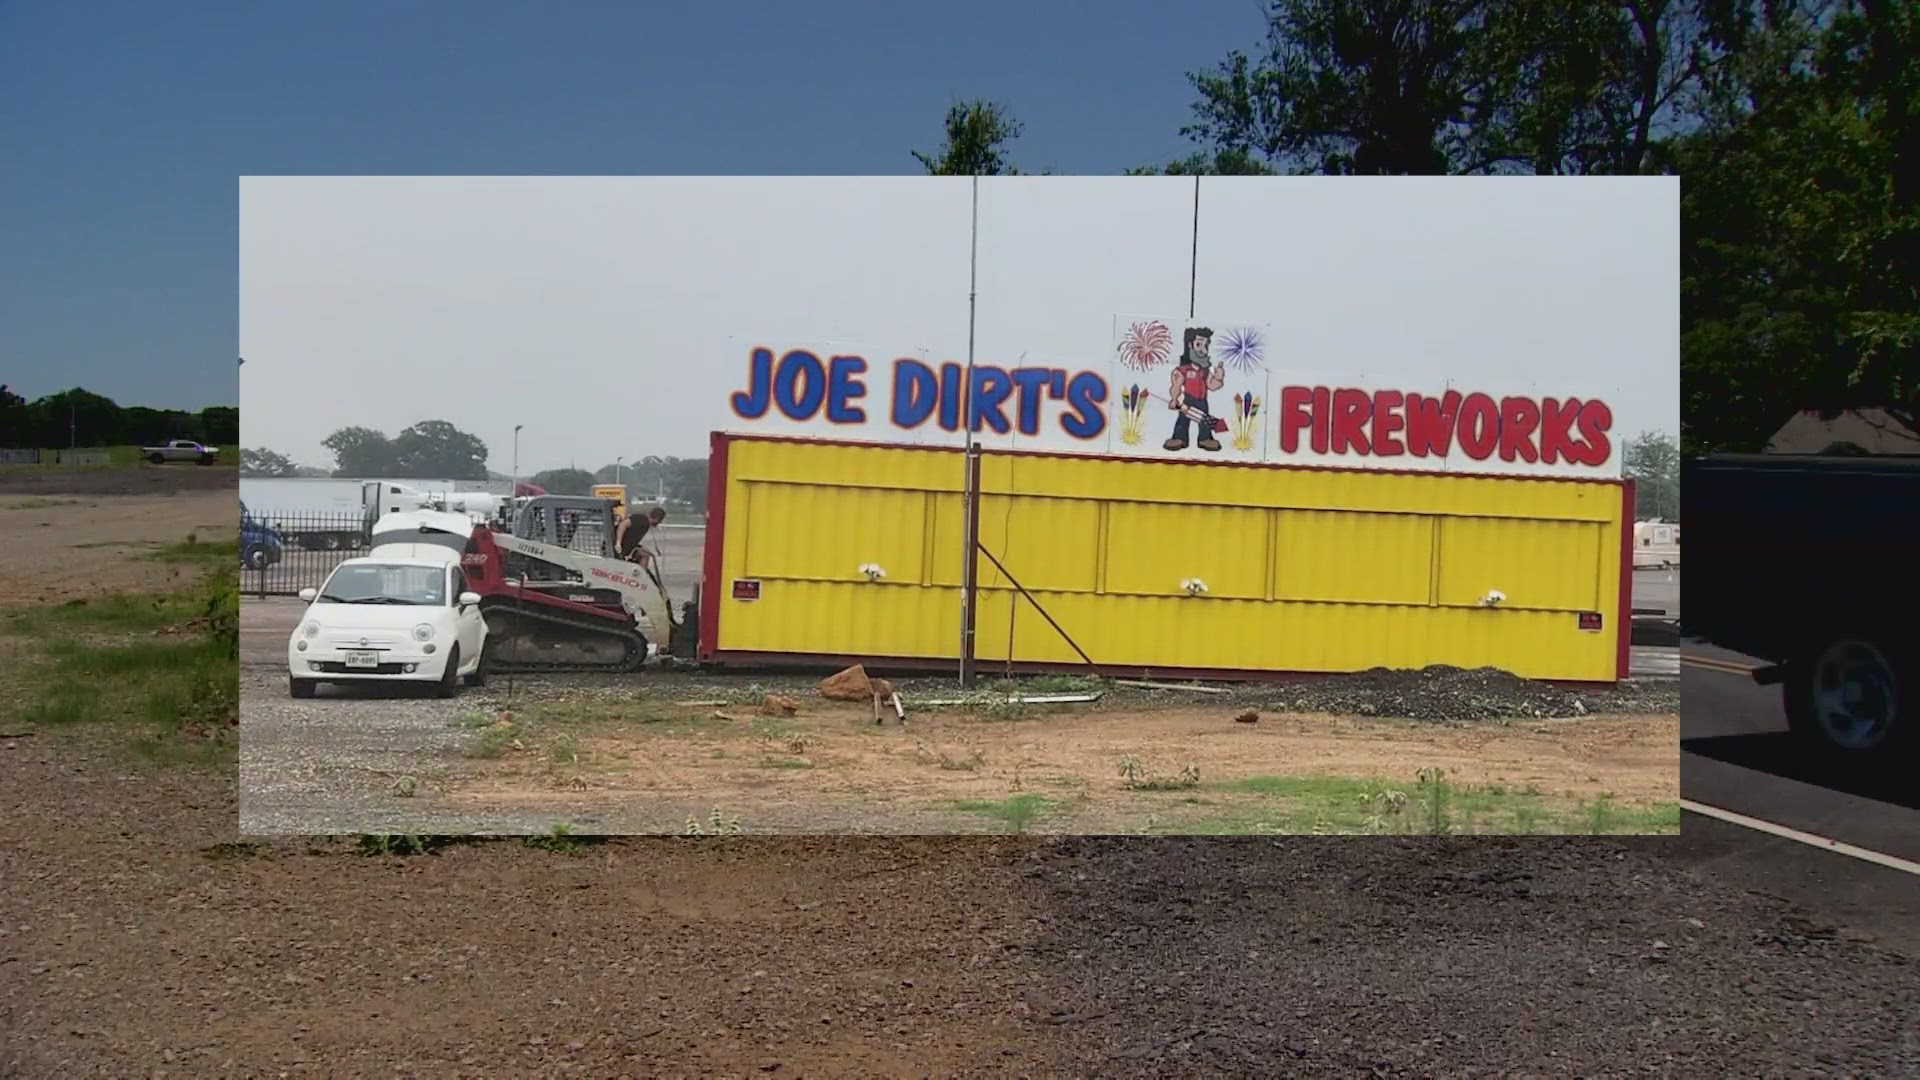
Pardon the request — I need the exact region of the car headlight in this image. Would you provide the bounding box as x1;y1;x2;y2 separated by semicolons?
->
303;621;320;638
412;624;435;642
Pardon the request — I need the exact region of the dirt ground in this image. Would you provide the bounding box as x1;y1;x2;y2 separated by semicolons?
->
239;594;1677;835
8;726;1919;1077
0;480;235;605
446;701;1677;835
4;469;1917;1075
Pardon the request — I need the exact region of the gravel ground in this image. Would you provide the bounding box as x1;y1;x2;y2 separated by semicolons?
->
496;662;1680;720
0;465;235;496
7;728;1918;1077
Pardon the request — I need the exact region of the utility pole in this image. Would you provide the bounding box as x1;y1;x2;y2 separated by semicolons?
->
958;174;982;689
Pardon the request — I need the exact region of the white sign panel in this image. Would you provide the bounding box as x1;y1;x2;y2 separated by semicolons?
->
721;325;1623;479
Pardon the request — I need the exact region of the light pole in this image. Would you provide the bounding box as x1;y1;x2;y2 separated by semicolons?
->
511;424;523;505
616;456;624;489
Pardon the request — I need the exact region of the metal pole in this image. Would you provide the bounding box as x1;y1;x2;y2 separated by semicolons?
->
510;424;522;508
1188;175;1200;319
959;173;982;688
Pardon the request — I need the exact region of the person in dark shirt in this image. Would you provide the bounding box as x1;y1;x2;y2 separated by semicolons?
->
615;506;667;565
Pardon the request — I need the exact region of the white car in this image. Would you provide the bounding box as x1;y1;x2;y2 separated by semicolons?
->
287;554;489;699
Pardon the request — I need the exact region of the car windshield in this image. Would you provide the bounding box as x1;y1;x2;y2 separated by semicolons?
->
315;564;445;606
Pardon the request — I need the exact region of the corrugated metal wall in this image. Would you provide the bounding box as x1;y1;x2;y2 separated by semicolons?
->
704;435;1629;682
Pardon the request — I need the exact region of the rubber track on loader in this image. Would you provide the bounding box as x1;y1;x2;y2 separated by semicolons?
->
480;599;647;674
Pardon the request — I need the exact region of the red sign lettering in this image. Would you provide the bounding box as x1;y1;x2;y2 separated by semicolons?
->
1270;385;1613;469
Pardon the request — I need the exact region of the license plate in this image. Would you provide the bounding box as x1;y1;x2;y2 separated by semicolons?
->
345;651;379;668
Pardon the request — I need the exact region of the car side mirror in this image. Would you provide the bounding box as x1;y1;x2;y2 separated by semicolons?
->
458;591;482;608
298;588;317;603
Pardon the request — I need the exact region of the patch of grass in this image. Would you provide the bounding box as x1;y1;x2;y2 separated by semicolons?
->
464;718;522;759
15;684;102;725
5;590;202;635
355;834;465;857
523;823;606;853
545;732;587;769
2;568;240;765
1181;771;1678;836
951;793;1054;834
982;697;1035;720
996;673;1104;695
1581;795;1682;834
149;535;239;569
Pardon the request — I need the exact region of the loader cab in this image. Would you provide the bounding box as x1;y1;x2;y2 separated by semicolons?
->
511;495;621;557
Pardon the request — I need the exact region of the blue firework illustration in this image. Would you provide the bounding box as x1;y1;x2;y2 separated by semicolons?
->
1219;326;1265;371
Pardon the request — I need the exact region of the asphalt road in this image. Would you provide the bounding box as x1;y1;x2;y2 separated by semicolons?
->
1680;641;1920;955
1631;565;1678;619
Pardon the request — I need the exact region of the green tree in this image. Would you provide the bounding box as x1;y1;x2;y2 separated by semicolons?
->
912;100;1026;175
391;420;491;480
528;468;596;496
321;426;399;477
1676;0;1919;452
240;448;301;477
1622;431;1680;519
1176;0;1721;176
663;458;709;509
1126;148;1278;175
198;406;239;445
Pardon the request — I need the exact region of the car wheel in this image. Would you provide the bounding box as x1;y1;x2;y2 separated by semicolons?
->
436;645;461;699
1784;632;1910;757
147;453;164;465
244;544;269;570
322;534;343;551
290;677;317;699
464;642;490;687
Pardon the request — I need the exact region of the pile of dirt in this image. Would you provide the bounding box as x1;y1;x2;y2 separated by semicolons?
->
1264;664;1623;721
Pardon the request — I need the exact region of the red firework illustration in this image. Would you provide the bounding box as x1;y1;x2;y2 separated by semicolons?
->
1116;320;1173;370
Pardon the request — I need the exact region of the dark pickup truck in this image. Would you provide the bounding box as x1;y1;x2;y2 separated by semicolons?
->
1684;453;1920;758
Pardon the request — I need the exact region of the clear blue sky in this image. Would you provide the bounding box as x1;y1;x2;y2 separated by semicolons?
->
0;0;1266;412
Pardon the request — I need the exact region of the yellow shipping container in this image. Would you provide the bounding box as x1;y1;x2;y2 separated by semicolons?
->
696;433;1634;683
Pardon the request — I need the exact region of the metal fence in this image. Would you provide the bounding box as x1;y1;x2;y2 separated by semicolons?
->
56;449;113;465
243;509;370;597
0;449;40;465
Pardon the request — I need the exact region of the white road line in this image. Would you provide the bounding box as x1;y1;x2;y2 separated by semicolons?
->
1681;799;1920;877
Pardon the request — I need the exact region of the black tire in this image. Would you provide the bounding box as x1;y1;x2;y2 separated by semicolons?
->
290;677;317;699
464;641;490;687
322;534;343;552
1782;632;1911;758
243;544;270;570
147;453;164;465
198;453;214;466
435;645;461;699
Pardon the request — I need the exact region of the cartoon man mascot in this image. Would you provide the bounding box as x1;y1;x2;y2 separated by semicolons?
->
1163;326;1227;452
